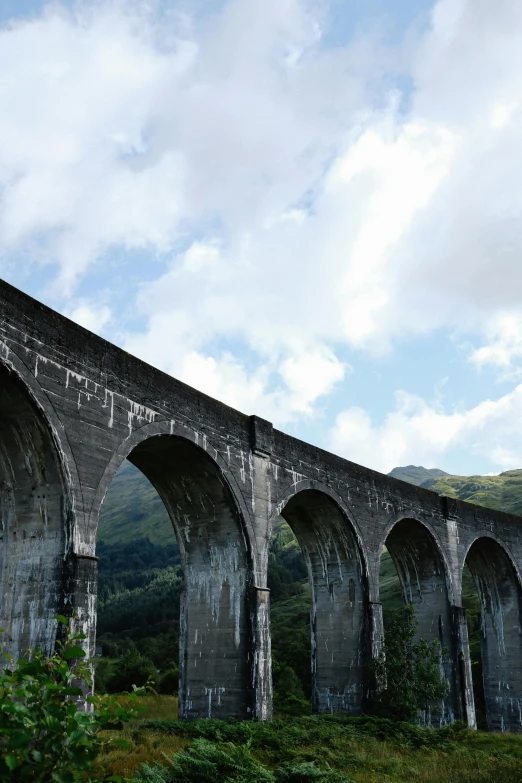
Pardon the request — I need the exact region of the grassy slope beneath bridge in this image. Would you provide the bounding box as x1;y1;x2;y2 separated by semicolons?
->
89;698;522;783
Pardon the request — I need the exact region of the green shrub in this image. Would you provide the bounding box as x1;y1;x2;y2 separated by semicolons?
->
0;616;138;782
132;737;357;783
275;693;312;716
273;660;311;716
157;668;179;695
370;605;449;722
94;656;115;694
133;737;275;782
276;761;354;782
105;649;156;694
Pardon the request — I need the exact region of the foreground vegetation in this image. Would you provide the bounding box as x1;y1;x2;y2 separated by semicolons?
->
2;618;522;783
90;696;522;783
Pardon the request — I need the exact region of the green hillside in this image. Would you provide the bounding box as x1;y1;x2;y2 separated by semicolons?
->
387;465;449;486
388;464;522;515
420;469;522;516
98;460;173;545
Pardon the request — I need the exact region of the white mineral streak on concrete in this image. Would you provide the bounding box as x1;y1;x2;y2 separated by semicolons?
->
302;514;356;588
127;400;157;435
101;388;115;427
249;452;255;511
182;513;191;542
204;686;226;717
188;543;246;649
226;445;231;464
14;339;163;441
194;430;199;446
475;569;507;655
202;434;207;450
39;497;49;527
66;369;85;388
394;542;423;604
108;392;114;427
445;519;461;602
253;596;272;721
0;339;10;363
508;697;522;725
451;518;460;545
33;354;42;378
290;467;304;487
239;451;246;483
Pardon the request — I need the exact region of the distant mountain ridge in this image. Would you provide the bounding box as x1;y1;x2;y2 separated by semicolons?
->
388;465;522;517
387;465;449;486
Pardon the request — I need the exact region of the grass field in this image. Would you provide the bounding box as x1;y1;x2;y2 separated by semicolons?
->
90;695;522;783
92;695;182;779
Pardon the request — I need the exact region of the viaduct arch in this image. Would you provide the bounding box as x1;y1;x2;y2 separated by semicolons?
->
1;279;522;730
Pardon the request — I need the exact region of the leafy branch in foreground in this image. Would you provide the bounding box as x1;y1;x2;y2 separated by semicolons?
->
0;616;141;783
370;604;449;723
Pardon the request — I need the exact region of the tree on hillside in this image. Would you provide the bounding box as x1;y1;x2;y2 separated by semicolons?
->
370;605;448;722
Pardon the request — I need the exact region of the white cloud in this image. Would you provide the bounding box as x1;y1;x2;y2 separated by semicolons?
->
174;348;344;425
64;300;112;333
470;313;522;374
278;347;346;415
329;385;522;474
3;0;522;452
124;252;346;424
114;0;522;381
0;3;195;291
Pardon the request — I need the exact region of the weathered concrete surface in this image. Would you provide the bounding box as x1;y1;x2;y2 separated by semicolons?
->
1;278;522;729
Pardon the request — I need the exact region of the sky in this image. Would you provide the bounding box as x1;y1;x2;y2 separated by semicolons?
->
1;0;522;477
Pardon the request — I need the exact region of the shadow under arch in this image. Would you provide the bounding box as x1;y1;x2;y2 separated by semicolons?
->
379;516;457;725
464;535;522;733
0;359;72;662
93;426;255;720
275;485;369;715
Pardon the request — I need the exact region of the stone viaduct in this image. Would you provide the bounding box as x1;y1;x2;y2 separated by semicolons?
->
1;279;522;732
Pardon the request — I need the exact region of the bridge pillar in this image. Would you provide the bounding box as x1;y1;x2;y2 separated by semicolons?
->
249;419;277;721
251;586;272;721
453;605;476;729
466;538;522;733
0;362;72;664
281;490;368;715
368;601;385;696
